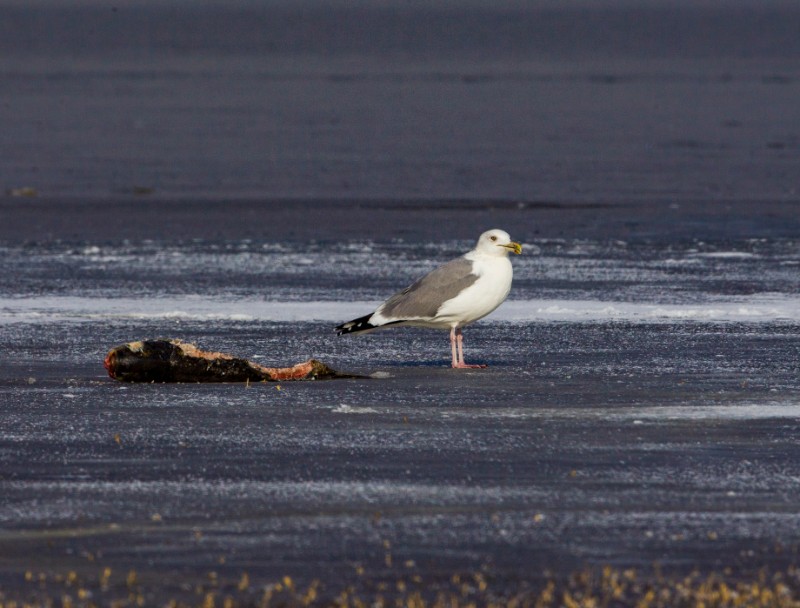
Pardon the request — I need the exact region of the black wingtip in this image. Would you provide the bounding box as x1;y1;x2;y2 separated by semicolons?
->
335;314;376;336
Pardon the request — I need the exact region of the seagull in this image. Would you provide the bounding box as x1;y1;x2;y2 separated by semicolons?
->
335;229;522;368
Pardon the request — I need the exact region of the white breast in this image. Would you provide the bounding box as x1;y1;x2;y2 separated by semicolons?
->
435;255;513;327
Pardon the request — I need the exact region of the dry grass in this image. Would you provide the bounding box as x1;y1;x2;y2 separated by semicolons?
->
3;565;800;608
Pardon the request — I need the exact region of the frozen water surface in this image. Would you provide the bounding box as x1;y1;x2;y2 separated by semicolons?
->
2;0;800;601
1;225;799;596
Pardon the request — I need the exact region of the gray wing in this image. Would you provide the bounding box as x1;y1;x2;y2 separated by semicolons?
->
378;257;478;319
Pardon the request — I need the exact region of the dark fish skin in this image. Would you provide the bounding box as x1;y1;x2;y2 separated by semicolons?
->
104;339;354;383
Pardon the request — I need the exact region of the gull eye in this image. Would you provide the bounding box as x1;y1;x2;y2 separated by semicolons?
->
490;235;497;241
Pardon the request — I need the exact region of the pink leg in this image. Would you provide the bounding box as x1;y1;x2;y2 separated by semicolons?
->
449;327;459;368
451;327;487;369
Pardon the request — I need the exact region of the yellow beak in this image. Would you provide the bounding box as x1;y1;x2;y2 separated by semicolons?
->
501;242;522;255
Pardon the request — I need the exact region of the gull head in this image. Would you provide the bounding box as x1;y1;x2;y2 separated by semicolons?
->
475;229;522;257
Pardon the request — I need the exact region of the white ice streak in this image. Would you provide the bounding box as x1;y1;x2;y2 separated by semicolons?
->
688;251;759;259
402;401;800;423
0;479;536;525
2;294;799;325
499;295;800;322
623;403;800;421
331;404;380;414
